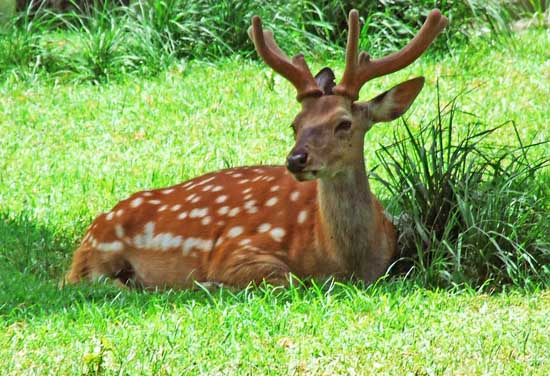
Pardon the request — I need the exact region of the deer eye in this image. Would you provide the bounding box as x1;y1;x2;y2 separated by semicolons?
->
335;120;352;134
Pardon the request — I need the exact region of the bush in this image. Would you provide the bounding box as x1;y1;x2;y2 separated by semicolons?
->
0;0;527;82
373;86;550;288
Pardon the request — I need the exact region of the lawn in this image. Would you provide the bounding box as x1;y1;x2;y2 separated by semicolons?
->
0;21;549;374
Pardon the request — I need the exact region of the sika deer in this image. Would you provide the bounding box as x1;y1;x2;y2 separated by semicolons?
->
65;9;448;289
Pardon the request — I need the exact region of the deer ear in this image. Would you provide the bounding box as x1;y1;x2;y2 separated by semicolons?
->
314;67;336;95
360;77;425;123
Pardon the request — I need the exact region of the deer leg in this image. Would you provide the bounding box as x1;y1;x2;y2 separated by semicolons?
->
207;242;290;288
65;245;132;285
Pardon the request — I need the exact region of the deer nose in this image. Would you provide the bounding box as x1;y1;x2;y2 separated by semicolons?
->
287;152;308;173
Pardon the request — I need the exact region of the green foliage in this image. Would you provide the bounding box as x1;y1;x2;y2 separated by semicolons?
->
374;86;550;288
0;0;539;82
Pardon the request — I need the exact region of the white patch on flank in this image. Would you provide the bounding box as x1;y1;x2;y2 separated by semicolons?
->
228;207;240;217
190;208;208;218
182;238;213;255
270;185;280;192
115;209;124;217
298;210;308;224
202;184;213;192
239;238;251;246
170;204;182;212
152;233;183;251
142;191;153;197
148;199;161;205
232;173;243;178
265;197;278;207
97;241;123;252
105;211;114;221
243;188;252;194
191;196;201;204
196;176;215;186
265;176;276;182
244;194;253;200
131;197;143;208
181;181;194;188
227;226;244;238
246;207;258;214
158;204;168;212
218;206;229;215
115;224;125;238
253;168;264;173
185;193;197;202
212;185;223;192
270;228;286;242
184;184;197;191
161;188;175;195
252;176;262;182
217;220;225;226
238;179;249;184
215;237;224;247
201;216;212;226
244;200;256;208
177;211;188;220
258;223;271;233
290;191;300;202
215;195;228;203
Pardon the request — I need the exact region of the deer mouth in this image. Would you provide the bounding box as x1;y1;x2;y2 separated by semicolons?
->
292;170;320;181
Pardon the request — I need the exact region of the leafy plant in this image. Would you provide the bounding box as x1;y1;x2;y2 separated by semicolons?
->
373;84;550;288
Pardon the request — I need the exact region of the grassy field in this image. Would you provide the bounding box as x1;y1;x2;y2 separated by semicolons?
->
1;22;549;374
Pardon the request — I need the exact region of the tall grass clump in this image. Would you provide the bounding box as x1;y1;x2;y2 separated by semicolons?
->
374;86;550;288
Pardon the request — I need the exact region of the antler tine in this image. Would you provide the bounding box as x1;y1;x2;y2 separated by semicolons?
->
249;16;323;102
333;9;448;101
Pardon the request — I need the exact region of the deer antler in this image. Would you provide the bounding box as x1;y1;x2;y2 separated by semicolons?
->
333;9;448;101
249;16;323;102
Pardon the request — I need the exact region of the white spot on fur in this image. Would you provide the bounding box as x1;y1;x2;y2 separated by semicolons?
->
97;241;123;252
178;211;188;220
243;188;252;194
218;206;229;215
265;197;278;206
148;199;161;205
228;207;240;217
182;238;213;255
270;228;286;242
215;195;228;203
227;226;244;238
131;197;143;208
201;216;212;225
105;211;114;221
258;223;271;233
115;209;124;217
217;220;225;226
158;204;168;212
290;191;300;202
115;224;125;238
161;188;175;195
232;173;243;178
171;204;182;212
142;191;153;197
212;185;223;192
246;207;258;214
238;179;249;184
298;210;308;224
202;184;213;192
239;238;251;246
270;185;280;192
191;196;201;203
244;194;253;200
190;208;209;218
252;176;262;182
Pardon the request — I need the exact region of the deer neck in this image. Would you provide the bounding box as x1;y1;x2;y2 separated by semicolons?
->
317;158;376;276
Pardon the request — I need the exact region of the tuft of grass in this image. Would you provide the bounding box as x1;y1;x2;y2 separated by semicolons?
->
373;84;550;288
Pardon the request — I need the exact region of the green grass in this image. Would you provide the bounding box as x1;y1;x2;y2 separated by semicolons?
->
0;26;549;373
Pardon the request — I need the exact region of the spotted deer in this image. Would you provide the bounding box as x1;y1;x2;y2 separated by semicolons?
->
65;9;448;289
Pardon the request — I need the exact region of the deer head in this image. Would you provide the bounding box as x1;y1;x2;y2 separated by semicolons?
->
250;10;448;181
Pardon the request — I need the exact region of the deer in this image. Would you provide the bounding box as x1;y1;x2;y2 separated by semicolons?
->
65;9;448;289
